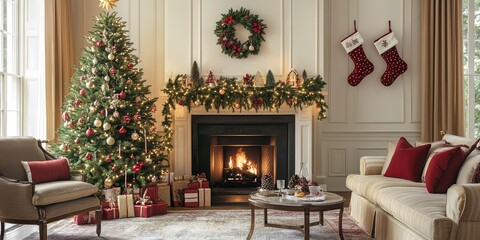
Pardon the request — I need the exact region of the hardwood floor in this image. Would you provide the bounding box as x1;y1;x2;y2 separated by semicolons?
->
3;191;352;239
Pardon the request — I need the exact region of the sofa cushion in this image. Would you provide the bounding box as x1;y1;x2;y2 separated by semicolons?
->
384;137;431;182
425;147;465;193
457;149;480;184
21;158;71;184
376;187;453;240
32;181;98;206
421;145;469;182
346;174;425;204
0;137;46;181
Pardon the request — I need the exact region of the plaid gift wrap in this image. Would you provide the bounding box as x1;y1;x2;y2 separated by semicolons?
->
73;211;96;225
134;204;153;218
172;179;189;207
184;188;199;207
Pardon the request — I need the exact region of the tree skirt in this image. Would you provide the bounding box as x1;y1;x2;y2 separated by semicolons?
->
25;209;372;240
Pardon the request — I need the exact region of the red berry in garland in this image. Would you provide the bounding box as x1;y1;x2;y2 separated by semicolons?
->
128;63;134;70
178;100;184;106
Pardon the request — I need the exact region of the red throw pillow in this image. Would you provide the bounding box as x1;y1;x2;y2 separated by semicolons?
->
384;137;431;182
425;147;465;193
21;158;71;184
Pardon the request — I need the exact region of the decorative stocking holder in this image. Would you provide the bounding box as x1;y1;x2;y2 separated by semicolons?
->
374;21;408;86
341;21;374;86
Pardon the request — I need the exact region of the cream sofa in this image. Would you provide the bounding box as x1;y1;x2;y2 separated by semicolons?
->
346;135;480;240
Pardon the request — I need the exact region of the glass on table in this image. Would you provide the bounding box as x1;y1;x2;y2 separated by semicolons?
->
276;179;285;195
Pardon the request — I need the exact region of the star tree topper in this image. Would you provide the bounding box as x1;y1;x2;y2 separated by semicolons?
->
99;0;118;11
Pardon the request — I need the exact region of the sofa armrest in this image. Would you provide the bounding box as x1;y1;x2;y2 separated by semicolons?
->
359;156;386;175
446;184;480;223
0;176;39;220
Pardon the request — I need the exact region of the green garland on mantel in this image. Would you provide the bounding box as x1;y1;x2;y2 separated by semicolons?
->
160;73;328;154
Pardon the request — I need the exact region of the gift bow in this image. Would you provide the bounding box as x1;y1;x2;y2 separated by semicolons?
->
107;197;116;209
135;188;153;205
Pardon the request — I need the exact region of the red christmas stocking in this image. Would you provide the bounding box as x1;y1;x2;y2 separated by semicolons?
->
341;31;374;86
374;30;407;86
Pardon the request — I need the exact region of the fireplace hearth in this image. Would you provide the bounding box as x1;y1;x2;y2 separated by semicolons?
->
191;115;295;205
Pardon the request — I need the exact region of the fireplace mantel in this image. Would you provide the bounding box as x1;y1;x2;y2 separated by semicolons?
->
171;106;313;180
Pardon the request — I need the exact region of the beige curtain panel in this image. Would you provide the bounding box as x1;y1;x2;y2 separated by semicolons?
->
45;0;74;142
421;0;464;142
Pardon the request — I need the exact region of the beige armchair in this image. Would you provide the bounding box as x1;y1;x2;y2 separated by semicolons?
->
0;137;101;240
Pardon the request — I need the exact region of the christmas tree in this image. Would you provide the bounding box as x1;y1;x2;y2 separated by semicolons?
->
266;69;275;87
51;10;168;190
191;61;203;88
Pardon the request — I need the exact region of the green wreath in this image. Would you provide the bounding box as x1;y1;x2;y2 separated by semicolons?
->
214;8;267;59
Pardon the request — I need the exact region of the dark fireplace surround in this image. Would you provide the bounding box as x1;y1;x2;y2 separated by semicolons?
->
191;115;295;188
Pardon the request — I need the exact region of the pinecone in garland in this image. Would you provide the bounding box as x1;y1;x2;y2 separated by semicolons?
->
288;174;300;189
261;174;274;190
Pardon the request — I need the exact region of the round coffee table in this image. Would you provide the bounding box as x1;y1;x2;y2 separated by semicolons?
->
247;192;344;240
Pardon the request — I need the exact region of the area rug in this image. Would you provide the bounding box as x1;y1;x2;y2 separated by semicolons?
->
25;209;372;240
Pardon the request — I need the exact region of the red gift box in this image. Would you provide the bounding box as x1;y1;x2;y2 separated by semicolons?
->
184;188;198;207
141;185;159;203
74;211;96;225
102;207;119;220
187;181;209;189
151;201;168;215
134;204;153;218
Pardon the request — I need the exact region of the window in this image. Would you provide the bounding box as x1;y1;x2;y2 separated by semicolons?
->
0;0;44;138
464;0;480;138
0;0;22;136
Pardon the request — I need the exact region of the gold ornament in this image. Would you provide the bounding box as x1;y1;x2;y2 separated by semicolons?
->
145;157;152;164
234;102;241;109
104;177;114;188
99;0;118;11
219;88;225;95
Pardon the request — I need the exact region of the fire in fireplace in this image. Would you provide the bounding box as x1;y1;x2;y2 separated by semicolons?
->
223;147;259;187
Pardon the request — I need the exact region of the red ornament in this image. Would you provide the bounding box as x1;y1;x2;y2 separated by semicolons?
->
112;45;118;51
68;121;76;127
178;100;184;106
128;63;134;70
287;100;294;106
100;109;106;115
122;114;131;124
62;111;70;121
74;138;80;144
119;126;127;134
95;41;104;47
133;113;141;121
138;161;145;167
73;99;81;105
119;91;126;99
109;67;117;75
112;165;118;171
106;155;112;163
86;128;94;136
79;76;85;81
257;98;264;104
79;89;86;96
132;163;141;173
85;152;93;160
130;154;135;159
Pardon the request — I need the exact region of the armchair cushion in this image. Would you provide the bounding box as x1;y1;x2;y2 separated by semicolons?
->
33;181;98;206
0;137;46;181
21;158;70;184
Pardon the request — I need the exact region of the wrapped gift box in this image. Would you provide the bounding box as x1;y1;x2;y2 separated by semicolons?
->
184;188;198;207
102;207;119;220
198;188;211;207
187;181;209;189
117;194;135;218
157;184;171;206
134;204;153;218
102;187;121;202
74;211;96;225
141;185;159;203
152;201;168;215
172;179;189;207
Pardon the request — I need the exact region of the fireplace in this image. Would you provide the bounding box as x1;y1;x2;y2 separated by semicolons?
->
191;115;295;204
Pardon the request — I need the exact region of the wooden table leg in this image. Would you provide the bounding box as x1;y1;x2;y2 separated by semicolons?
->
247;205;255;240
319;211;324;226
1;221;4;239
338;207;344;240
304;208;310;240
264;208;268;226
